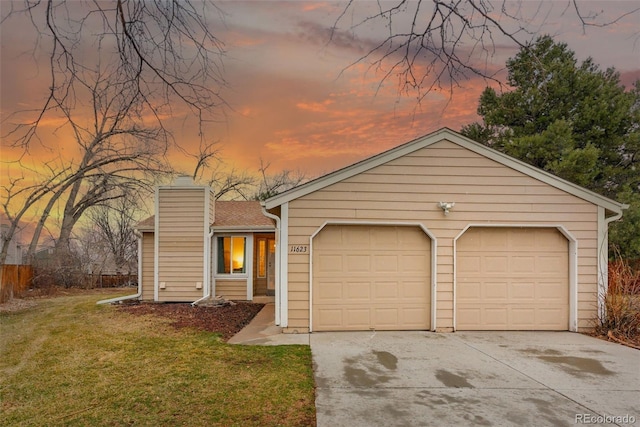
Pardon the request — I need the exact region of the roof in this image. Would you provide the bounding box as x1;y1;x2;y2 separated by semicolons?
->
136;200;275;232
264;127;628;214
212;201;275;230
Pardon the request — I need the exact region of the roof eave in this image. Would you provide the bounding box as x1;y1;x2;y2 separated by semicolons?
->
211;226;276;233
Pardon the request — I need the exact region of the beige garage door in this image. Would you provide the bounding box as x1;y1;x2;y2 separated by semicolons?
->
312;225;431;331
456;227;569;330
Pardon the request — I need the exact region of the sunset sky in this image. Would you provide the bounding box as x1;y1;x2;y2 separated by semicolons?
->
1;0;640;183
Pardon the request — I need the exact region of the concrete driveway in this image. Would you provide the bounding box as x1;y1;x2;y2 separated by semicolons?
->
311;331;639;427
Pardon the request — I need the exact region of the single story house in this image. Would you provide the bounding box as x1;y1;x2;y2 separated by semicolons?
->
113;128;628;333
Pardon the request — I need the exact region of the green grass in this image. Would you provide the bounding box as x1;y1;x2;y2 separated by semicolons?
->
0;291;316;426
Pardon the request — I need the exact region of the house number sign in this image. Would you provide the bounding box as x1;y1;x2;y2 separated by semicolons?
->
289;245;309;254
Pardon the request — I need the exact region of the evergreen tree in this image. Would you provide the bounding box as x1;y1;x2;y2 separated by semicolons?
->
462;35;639;258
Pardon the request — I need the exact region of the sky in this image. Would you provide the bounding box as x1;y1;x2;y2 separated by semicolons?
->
1;0;639;186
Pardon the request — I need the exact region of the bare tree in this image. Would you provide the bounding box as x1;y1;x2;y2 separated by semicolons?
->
87;194;139;275
2;0;227;146
255;159;306;201
0;162;71;266
1;1;228;266
333;1;640;102
17;62;173;260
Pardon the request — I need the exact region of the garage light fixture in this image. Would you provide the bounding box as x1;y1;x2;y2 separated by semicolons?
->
438;202;455;216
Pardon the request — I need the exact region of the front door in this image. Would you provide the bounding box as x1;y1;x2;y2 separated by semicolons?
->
266;239;276;296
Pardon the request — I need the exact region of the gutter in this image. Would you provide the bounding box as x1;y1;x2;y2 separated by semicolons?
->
97;231;143;305
191;227;215;306
261;203;281;326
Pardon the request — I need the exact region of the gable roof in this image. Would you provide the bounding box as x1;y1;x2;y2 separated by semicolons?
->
136;200;275;232
264;127;627;214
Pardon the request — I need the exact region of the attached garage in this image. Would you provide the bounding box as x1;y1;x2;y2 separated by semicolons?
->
456;227;570;330
263;128;627;334
312;225;432;331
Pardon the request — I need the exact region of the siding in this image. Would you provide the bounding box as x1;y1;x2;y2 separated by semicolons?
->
215;279;248;300
286;139;598;331
141;232;155;300
157;187;206;302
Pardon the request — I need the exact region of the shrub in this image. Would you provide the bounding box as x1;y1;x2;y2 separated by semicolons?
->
596;259;640;344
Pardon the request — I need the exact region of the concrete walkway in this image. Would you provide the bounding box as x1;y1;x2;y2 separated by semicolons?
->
227;303;309;345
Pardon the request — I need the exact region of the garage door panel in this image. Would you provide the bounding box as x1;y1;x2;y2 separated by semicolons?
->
456;227;569;331
346;309;371;327
403;281;429;299
511;256;536;273
374;255;399;272
346;255;370;272
510;282;535;299
345;227;370;245
317;281;343;301
318;254;342;272
315;309;344;328
375;281;399;298
345;282;371;301
313;225;431;331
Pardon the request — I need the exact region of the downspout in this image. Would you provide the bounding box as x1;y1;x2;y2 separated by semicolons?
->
192;227;215;306
261;204;281;326
97;231;143;305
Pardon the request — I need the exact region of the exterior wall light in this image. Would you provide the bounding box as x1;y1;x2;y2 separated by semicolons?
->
438;202;455;216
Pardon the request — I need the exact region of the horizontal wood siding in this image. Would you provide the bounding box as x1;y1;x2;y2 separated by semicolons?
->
215;279;248;300
286;140;598;331
141;232;155;301
157;188;206;302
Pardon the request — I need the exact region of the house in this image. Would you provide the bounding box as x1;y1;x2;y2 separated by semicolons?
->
122;128;627;333
1;224;24;265
134;182;277;304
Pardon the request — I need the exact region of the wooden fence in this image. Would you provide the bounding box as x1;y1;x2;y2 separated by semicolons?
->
0;265;34;303
89;273;137;288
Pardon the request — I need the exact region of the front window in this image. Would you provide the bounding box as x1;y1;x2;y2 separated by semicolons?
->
217;236;246;274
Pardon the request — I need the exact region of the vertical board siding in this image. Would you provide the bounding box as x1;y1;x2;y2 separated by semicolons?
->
157;188;206;302
141;232;155;300
286;140;598;331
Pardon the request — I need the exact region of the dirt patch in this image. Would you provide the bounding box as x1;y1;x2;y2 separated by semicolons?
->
117;301;265;341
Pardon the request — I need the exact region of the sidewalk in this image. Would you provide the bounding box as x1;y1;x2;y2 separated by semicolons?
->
227;303;310;345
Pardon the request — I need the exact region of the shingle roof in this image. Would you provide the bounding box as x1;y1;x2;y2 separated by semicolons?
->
136;215;155;231
135;200;274;231
213;201;274;228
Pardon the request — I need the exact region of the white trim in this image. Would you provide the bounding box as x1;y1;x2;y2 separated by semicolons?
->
264;128;626;214
246;236;254;301
308;220;437;333
453;224;578;332
280;203;289;327
212;226;275;233
597;206;607;323
203;189;210;298
153;186;159;302
261;206;282;325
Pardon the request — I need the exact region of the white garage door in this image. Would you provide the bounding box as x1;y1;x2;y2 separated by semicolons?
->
456;227;569;330
312;225;431;331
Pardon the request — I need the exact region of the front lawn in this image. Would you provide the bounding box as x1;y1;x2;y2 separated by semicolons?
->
0;290;316;426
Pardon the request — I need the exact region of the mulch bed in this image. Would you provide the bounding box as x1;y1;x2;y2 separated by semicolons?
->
117;302;265;341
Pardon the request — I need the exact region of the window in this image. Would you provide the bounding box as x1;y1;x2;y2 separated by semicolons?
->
217;236;246;274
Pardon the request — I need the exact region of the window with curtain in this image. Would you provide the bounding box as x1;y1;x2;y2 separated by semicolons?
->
217;236;246;274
